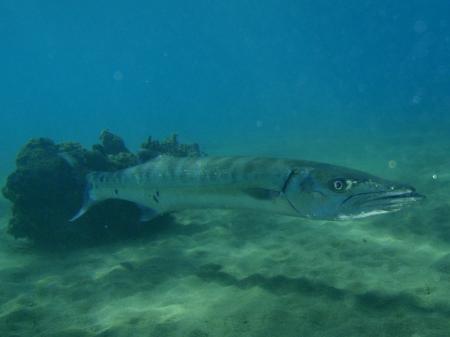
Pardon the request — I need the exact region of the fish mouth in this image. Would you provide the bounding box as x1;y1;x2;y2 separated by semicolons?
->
342;189;425;213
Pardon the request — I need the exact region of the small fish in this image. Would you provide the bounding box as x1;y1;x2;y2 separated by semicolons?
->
70;156;424;222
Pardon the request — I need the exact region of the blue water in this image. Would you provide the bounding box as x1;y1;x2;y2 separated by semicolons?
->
1;1;449;172
1;1;450;337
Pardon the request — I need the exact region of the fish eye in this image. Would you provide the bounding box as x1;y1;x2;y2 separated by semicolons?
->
330;179;347;192
334;180;344;190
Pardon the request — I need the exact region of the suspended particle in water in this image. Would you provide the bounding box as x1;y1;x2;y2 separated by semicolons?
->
414;20;428;34
411;95;422;105
432;174;438;180
388;160;397;169
113;71;124;81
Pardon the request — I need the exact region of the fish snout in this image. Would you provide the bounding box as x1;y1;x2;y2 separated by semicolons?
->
369;186;425;210
390;184;425;200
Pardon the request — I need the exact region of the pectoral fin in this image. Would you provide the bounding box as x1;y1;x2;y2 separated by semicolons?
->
243;188;281;200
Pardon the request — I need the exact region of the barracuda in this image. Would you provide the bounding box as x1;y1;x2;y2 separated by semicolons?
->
71;156;424;222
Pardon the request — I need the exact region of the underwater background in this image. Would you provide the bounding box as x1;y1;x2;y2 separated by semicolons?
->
1;1;450;336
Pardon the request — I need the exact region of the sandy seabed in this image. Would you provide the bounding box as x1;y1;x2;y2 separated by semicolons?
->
1;138;450;337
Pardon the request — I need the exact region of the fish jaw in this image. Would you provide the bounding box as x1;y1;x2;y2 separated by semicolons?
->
337;189;425;220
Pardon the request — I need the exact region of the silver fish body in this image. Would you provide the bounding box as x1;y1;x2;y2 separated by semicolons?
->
71;155;424;221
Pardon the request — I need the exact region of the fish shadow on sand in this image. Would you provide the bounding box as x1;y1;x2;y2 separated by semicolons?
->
195;263;450;317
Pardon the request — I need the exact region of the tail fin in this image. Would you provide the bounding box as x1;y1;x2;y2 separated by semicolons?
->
58;152;98;222
70;179;97;222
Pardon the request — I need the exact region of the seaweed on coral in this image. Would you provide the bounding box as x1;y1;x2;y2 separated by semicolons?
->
138;133;204;162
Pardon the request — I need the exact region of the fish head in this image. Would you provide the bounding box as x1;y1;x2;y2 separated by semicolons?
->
284;165;425;220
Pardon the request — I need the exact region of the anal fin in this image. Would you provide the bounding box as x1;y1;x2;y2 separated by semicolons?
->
137;204;159;222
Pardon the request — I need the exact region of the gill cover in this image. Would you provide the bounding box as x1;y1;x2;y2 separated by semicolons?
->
282;168;327;218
